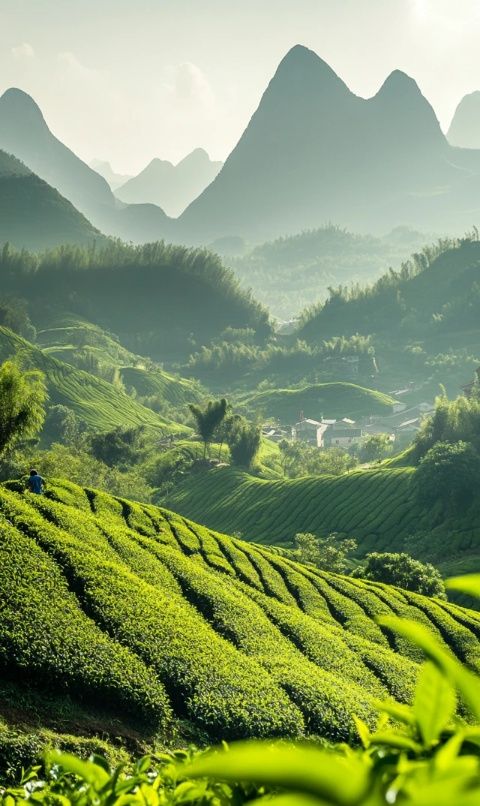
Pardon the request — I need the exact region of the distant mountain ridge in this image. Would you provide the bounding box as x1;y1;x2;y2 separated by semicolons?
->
116;148;223;216
448;91;480;148
90;159;132;190
4;51;480;248
178;45;480;242
0;88;174;244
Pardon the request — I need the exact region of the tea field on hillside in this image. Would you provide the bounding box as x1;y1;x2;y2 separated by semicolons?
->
0;328;186;433
1;477;479;767
166;466;480;575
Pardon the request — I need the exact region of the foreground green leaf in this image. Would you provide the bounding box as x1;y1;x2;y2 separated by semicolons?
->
378;617;480;720
183;742;370;805
413;662;456;746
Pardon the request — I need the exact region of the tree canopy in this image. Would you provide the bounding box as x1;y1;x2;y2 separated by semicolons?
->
0;360;47;458
354;551;446;598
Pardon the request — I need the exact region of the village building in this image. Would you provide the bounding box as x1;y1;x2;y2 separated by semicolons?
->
323;418;363;448
261;424;292;443
293;417;363;449
362;401;434;444
293;418;328;447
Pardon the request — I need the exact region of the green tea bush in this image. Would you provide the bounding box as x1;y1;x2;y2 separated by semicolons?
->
1;478;479;748
0;511;170;730
4;576;480;804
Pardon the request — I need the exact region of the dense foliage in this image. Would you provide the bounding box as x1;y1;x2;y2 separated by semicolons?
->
416;440;480;513
414;393;480;460
185;335;377;388
293;532;357;573
353;552;446;598
0;241;271;362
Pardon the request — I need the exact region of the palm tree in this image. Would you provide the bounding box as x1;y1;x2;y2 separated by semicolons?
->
189;398;228;459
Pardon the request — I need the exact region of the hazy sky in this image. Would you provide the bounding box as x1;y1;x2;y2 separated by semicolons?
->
1;0;480;174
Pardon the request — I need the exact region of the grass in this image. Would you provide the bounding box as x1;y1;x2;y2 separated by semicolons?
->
1;476;479;761
165;465;480;575
0;327;187;434
243;382;395;423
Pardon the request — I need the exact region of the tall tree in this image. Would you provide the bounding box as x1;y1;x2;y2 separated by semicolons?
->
189;398;227;459
0;360;47;458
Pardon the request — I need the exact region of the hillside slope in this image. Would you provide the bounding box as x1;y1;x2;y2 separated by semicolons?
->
0;150;102;250
0;89;114;222
244;382;395;423
165;466;480;576
298;238;480;342
1;479;479;749
35;313;202;407
0;327;185;433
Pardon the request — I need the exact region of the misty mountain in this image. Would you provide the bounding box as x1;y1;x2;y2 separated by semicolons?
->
0;88;115;221
179;45;480;242
0;149;102;250
90;159;132;190
116;149;223;217
447;91;480;148
0;88;174;244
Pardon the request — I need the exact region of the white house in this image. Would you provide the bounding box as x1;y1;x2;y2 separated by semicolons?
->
294;417;363;449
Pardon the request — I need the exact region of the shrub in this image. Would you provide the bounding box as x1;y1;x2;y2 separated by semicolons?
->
416;440;480;512
353;552;446;598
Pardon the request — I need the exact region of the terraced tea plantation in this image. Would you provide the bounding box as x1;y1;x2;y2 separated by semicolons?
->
166;466;480;575
0;327;186;433
35;313;202;408
1;478;479;750
244;382;395;423
119;366;201;407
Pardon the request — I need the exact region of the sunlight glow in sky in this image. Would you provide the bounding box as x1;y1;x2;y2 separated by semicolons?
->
1;0;479;174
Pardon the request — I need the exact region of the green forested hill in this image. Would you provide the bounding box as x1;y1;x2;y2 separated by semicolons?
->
0;150;102;250
1;479;479;753
0;327;185;434
1;241;271;362
244;382;394;423
298;238;480;343
229;225;428;320
293;237;480;400
165;466;480;575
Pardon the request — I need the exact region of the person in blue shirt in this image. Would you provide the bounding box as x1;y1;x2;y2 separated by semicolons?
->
27;469;44;494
